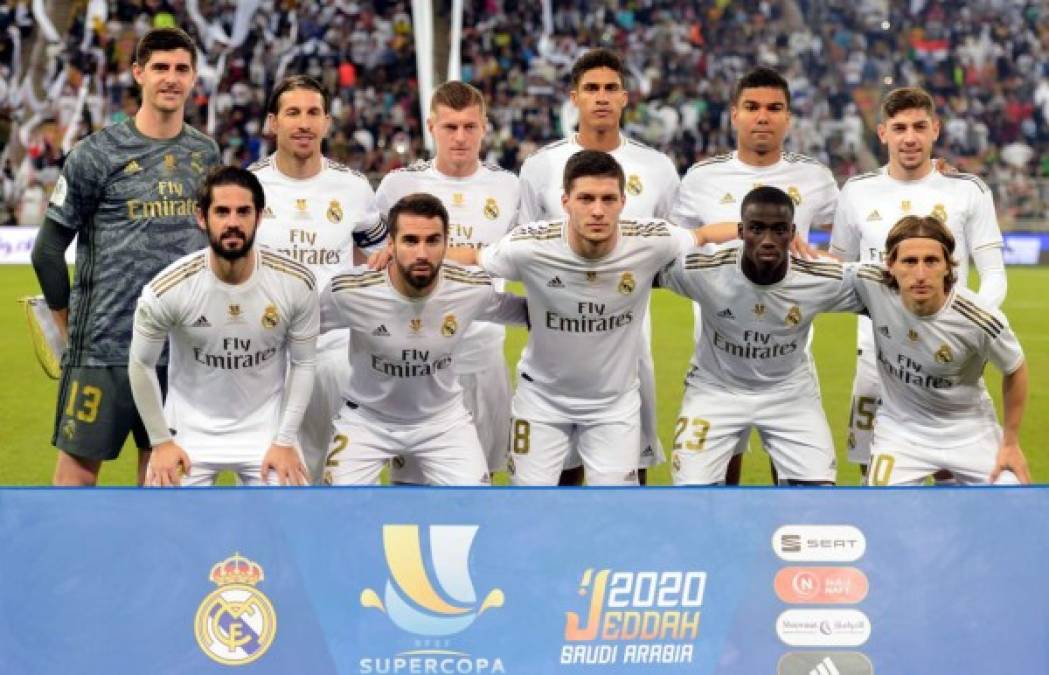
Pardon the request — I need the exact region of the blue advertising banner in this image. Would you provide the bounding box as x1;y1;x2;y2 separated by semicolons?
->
1;487;1046;674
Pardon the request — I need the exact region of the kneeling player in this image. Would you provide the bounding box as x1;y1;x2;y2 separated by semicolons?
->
130;167;319;486
658;187;861;485
850;216;1029;485
319;193;527;485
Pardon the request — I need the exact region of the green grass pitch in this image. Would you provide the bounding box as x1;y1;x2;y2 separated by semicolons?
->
1;264;1044;485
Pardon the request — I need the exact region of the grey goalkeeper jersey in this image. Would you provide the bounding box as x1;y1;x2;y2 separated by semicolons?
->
45;119;219;366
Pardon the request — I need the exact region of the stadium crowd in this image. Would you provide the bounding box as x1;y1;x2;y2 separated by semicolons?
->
3;0;1049;224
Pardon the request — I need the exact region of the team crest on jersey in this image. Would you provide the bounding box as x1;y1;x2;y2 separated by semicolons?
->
452;192;465;207
787;186;802;205
671;452;681;474
785;305;802;326
901;200;911;213
626;174;643;196
483;198;499;220
441;314;458;337
753;303;766;319
163;153;176;171
585;271;598;283
194;553;276;666
327;200;343;224
931;203;947;224
907;328;919;342
61;419;76;440
935;343;954;364
191;151;205;174
409;318;423;334
618;272;636;295
124;160;142;174
261;304;279;329
719;192;735;204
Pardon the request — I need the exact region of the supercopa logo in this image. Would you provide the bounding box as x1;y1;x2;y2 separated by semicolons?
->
560;569;706;666
358;525;506;673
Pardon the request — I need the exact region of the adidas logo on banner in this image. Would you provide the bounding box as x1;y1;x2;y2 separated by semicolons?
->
716;308;735;319
372;325;391;337
809;656;841;675
547;276;564;288
191;315;211;327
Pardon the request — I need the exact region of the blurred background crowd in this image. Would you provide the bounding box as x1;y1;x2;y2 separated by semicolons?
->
2;0;1048;227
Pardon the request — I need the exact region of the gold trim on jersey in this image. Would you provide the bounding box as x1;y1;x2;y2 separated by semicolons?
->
683;248;738;270
620;221;670;238
331;271;385;292
442;266;493;286
953;296;1004;338
792;258;844;280
511;222;563;241
856;264;888;284
151;253;207;297
260;251;316;290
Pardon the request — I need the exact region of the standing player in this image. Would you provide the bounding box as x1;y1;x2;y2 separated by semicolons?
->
831;87;1007;472
518;48;680;483
30;28;220;486
851;216;1028;485
374;81;519;482
251;75;384;483
320;194;527;485
129;167;318;486
451;151;704;486
670;66;839;484
658;187;862;485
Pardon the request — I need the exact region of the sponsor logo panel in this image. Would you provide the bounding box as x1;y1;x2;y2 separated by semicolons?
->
774;567;869;604
777;651;874;675
776;609;871;647
772;525;866;562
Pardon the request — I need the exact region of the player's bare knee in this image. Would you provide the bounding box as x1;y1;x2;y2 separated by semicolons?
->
53;451;102;486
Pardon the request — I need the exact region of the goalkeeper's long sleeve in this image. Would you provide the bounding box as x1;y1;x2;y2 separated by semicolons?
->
30;217;76;310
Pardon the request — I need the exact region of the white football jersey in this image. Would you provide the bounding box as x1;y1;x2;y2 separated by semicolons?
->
671;151;838;239
375;159;519;372
480;219;694;421
658;241;862;390
133;247;320;462
850;265;1023;446
319;263;527;422
830;167;1004;351
518;134;679;223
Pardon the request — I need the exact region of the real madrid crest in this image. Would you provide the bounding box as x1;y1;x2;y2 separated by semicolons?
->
194;553;276;666
441;313;458;337
787;186;802;205
261;304;279;329
163;153;176;172
191;151;204;174
785;305;802;326
483;197;499;220
618;271;636;295
931;203;947;224
327;200;343;224
935;343;954;363
626;174;643;196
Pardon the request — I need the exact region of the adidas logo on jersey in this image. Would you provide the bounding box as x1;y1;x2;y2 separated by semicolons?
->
716;308;735;319
124;160;142;174
719;192;735;204
372;324;391;337
641;446;655;458
191;315;211;328
547;276;564;288
878;325;891;338
866;209;882;221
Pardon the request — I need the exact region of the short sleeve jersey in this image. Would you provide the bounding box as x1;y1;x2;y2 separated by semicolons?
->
319;263;526;423
670;151;839;239
133;247;319;462
850;265;1023;446
480;219;694;420
374;159;520;372
830;167;1004;351
46;119;220;366
658;241;863;390
518;134;679;224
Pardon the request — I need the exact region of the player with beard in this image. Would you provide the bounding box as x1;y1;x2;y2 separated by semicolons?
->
129;166;319;486
319;194;527;485
31;27;220;485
